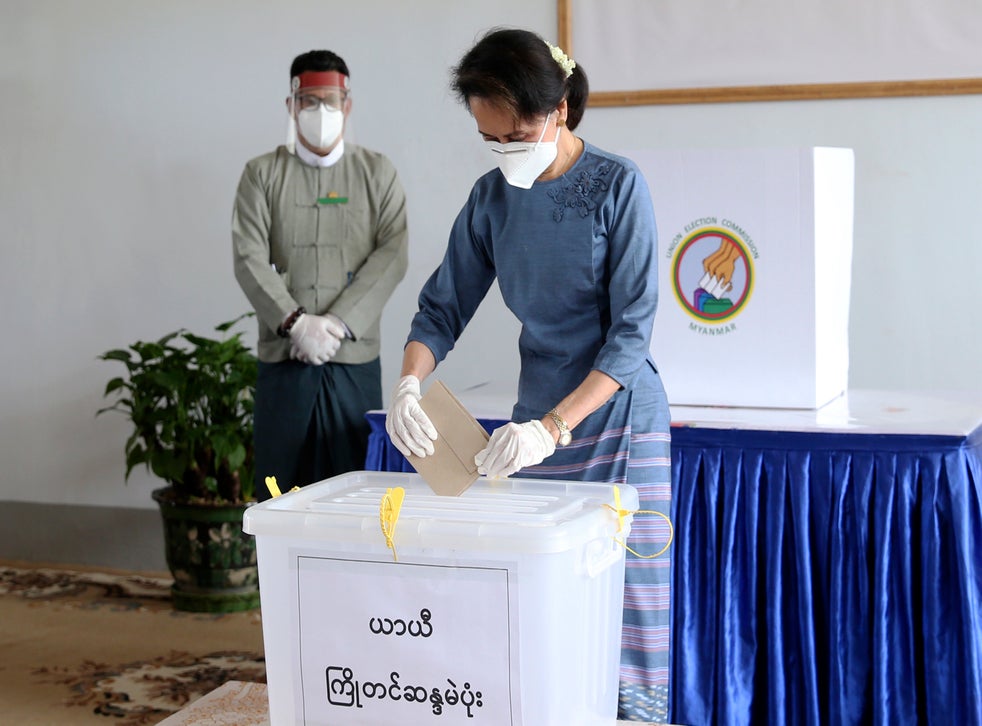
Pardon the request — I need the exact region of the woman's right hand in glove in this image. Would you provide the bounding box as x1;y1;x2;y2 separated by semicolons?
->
385;375;438;458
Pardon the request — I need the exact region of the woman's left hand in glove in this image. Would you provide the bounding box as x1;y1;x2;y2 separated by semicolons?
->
474;420;556;479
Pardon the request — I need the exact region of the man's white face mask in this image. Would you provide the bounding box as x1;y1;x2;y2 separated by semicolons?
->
486;112;559;189
296;104;344;150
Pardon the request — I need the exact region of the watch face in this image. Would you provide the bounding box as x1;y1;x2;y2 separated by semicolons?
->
559;431;572;446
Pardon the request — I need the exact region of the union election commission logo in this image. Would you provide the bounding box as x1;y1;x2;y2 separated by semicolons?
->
668;221;757;327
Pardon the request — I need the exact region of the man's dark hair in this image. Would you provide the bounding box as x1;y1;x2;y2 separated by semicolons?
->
290;50;350;79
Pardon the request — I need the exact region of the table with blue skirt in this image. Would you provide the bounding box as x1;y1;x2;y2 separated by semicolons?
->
365;388;982;726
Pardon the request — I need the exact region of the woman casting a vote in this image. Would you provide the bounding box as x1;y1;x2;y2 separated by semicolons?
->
385;27;672;720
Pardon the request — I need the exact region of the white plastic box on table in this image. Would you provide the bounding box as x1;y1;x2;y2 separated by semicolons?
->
627;146;855;409
243;471;637;726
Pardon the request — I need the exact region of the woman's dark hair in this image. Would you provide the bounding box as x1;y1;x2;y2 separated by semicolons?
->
451;28;589;131
290;50;350;79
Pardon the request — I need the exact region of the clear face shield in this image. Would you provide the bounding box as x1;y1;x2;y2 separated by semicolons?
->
286;71;350;153
292;88;348;114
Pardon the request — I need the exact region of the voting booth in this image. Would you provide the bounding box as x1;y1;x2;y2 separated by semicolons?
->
629;147;855;409
244;471;637;725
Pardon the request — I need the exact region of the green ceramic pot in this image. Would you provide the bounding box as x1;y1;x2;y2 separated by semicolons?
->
152;487;260;613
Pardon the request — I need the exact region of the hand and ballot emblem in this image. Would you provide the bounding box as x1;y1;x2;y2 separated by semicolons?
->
671;224;756;324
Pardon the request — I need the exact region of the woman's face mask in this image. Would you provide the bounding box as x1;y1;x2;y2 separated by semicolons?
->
296;103;344;150
486;112;559;189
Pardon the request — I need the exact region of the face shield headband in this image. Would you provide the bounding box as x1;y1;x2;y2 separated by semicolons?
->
291;70;350;94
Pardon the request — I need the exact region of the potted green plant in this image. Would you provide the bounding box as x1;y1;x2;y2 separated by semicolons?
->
98;314;260;613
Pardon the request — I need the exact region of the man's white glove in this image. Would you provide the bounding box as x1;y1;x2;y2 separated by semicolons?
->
385;375;438;458
475;420;556;479
289;313;345;365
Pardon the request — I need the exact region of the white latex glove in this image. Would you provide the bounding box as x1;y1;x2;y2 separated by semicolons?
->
385;375;438;458
324;313;352;339
288;313;344;365
474;420;556;479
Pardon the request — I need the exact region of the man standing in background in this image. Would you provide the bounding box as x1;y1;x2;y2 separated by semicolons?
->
233;49;408;500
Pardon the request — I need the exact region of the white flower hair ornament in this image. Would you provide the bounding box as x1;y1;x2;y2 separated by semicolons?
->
547;42;576;79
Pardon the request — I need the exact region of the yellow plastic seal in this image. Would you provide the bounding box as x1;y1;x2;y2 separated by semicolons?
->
605;485;675;559
264;476;299;498
380;487;405;562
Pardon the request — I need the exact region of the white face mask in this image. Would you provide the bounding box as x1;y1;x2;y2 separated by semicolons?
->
487;113;559;189
296;105;344;150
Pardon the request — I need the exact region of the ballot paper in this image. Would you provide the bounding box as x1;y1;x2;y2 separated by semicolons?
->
406;380;491;496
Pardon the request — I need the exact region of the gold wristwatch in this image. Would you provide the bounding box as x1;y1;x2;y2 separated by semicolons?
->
547;408;572;446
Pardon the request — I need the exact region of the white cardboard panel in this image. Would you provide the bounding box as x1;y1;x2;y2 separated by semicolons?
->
626;147;855;409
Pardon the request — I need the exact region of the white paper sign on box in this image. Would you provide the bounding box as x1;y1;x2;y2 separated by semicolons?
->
627;146;854;409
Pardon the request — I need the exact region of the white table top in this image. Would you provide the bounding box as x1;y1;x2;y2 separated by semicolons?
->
670;389;982;436
408;385;982;438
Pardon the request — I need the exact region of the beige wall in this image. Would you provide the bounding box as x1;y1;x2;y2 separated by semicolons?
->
2;0;980;517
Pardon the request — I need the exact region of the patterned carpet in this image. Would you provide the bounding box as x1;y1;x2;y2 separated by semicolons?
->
0;561;265;725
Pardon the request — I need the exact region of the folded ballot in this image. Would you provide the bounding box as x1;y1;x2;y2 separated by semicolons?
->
406;380;491;496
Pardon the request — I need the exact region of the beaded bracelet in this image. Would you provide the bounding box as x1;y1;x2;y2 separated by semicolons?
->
276;306;306;338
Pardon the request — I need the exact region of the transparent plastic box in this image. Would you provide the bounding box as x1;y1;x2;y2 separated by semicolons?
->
243;471;637;726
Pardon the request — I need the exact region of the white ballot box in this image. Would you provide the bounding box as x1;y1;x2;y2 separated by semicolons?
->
628;146;854;409
243;471;637;726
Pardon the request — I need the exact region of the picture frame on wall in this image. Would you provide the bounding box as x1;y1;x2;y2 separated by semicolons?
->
557;0;982;105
